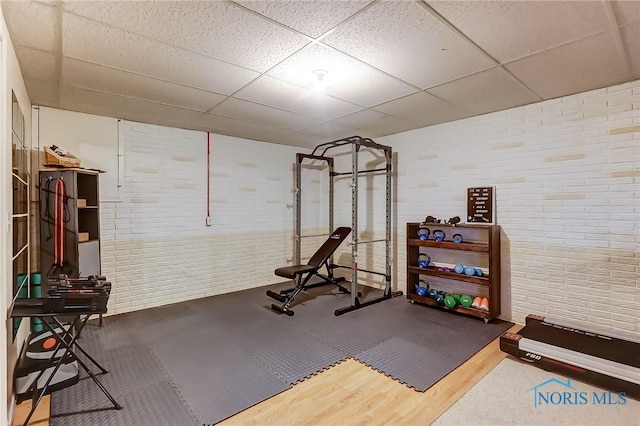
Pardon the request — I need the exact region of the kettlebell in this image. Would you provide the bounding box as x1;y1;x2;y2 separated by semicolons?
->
464;266;476;276
474;268;483;277
454;263;465;274
417;226;430;240
414;280;429;297
418;253;431;268
432;230;446;242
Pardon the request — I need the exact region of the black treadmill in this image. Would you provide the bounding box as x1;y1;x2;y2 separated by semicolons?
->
500;314;640;399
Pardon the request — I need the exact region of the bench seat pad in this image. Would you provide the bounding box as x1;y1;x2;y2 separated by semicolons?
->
274;265;318;279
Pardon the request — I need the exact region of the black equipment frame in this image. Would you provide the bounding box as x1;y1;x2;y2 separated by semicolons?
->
292;136;402;316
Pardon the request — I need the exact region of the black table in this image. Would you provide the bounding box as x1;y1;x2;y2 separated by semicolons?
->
11;301;122;425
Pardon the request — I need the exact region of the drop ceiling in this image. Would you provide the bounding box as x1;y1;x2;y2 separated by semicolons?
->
3;0;639;148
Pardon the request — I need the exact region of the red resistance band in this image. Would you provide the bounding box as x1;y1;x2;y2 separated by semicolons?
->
54;179;66;267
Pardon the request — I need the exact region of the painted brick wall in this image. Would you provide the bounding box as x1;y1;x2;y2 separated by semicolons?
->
381;79;640;336
101;121;303;314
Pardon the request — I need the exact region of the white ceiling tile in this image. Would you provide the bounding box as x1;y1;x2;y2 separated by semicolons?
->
297;122;359;140
212;98;322;131
232;0;374;38
504;31;630;100
63;1;309;72
190;113;291;143
279;132;327;149
332;109;421;138
16;47;57;81
373;91;473;126
428;68;539;115
429;1;610;63
62;13;259;95
2;1;58;51
322;0;494;89
235;75;363;121
62;58;226;112
60;86;204;126
612;1;640;25
621;22;640;78
267;43;417;107
25;78;59;107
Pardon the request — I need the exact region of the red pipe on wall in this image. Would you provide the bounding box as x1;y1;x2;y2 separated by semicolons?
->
207;132;211;217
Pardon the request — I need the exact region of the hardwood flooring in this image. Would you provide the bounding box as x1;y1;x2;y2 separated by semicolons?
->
12;395;50;426
13;324;520;425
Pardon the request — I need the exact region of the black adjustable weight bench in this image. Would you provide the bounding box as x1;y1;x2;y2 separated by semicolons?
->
266;227;351;316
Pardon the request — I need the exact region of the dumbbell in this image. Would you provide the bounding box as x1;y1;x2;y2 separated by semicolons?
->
427;288;438;299
435;290;447;305
460;295;474;307
444;294;458;309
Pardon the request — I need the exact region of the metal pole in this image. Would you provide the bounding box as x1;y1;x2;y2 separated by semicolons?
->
386;147;392;293
329;158;334;241
295;157;302;265
351;141;358;306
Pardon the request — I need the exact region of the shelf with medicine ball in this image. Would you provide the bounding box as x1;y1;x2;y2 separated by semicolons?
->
407;265;490;286
406;222;501;322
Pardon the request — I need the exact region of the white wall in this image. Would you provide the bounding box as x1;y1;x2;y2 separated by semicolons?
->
100;121;302;313
0;6;32;424
382;79;640;336
35;107;120;200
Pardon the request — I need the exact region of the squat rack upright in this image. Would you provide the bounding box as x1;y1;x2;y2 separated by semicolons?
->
294;136;402;316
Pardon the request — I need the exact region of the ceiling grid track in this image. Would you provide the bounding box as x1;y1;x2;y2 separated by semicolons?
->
601;0;633;80
415;0;543;102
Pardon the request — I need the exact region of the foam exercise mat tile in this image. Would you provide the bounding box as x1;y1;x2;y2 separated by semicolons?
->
398;311;513;359
150;330;291;424
88;344;171;393
124;307;206;348
304;320;395;355
51;381;197;426
50;344;173;417
237;324;347;385
74;322;136;355
355;337;460;392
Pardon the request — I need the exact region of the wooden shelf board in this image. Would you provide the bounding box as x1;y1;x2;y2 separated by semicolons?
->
78;239;99;244
408;266;491;286
407;222;492;230
408;239;489;252
407;293;491;319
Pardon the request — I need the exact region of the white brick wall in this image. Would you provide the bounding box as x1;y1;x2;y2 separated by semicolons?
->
101;122;302;314
381;79;640;336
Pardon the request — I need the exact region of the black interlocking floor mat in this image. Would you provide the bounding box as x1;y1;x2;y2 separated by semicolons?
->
51;282;512;425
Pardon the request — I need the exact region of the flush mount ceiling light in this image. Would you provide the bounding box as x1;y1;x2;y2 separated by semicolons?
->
312;69;329;92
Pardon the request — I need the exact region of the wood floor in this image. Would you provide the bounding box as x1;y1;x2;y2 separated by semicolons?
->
13;324;519;425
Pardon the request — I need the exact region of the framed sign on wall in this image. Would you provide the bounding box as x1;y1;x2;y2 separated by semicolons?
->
467;186;495;224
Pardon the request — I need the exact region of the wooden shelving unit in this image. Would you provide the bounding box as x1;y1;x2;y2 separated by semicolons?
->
406;222;501;322
39;168;101;288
